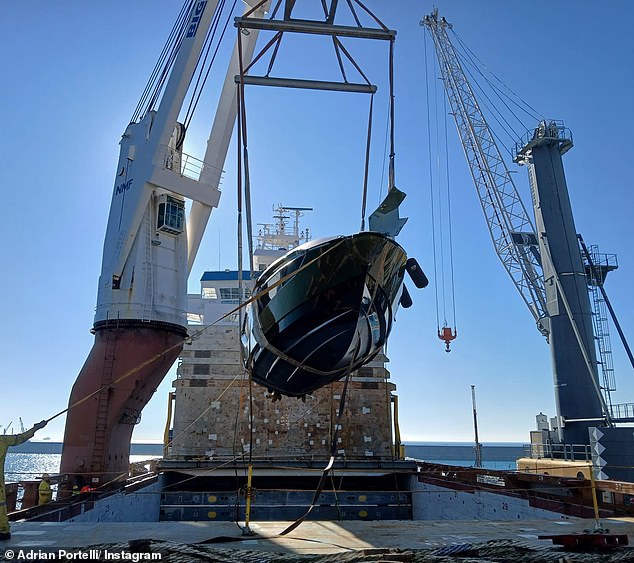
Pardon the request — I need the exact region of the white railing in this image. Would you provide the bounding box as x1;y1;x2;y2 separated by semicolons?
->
159;145;223;186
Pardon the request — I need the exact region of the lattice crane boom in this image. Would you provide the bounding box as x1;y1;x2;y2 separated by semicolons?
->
421;10;548;335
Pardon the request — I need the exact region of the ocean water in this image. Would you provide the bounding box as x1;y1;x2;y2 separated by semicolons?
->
4;453;62;482
4;444;523;485
4;453;161;483
404;442;524;471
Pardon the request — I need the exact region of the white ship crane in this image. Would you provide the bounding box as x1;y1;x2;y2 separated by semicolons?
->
61;0;270;484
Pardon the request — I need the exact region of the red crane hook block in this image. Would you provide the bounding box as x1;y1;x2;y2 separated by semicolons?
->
438;326;457;353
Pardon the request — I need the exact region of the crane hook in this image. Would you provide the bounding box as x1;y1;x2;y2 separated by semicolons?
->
438;326;457;353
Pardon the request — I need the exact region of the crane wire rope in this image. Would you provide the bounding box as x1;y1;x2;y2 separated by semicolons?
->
146;23;189;116
451;29;543;124
434;59;448;327
387;36;396;190
235;49;259;530
183;0;236;130
235;77;248;523
376;94;391;205
449;29;544;158
425;32;457;334
131;0;192;122
458;61;525;159
131;0;235;129
360;93;374;231
423;32;442;333
442;91;458;332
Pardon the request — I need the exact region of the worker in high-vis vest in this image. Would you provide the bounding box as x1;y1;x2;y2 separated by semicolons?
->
0;420;47;540
38;473;52;504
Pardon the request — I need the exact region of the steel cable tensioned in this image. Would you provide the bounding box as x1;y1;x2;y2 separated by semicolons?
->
424;33;457;343
451;29;543;126
442;93;457;334
456;55;529;161
423;34;441;332
234;32;253;530
183;0;238;129
422;12;548;328
132;0;234;125
444;27;544;159
131;1;192;122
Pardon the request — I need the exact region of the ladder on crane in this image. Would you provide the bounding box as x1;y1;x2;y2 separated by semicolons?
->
579;236;634;423
583;244;618;410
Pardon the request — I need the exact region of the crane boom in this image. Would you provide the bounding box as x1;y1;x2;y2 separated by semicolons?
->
422;11;611;451
421;11;548;335
60;0;270;485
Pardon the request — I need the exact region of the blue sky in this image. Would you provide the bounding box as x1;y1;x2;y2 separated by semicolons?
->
1;1;633;446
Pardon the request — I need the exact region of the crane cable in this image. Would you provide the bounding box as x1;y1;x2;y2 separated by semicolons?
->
424;33;457;350
449;28;544;159
451;29;542;124
183;0;237;129
442;92;458;336
424;33;441;332
131;0;235;126
131;1;192;122
235;37;258;531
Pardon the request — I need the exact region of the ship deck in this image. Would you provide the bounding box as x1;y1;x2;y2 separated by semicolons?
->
5;517;634;560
